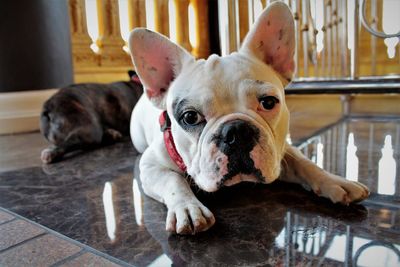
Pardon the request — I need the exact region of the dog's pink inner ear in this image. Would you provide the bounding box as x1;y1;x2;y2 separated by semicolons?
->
241;2;295;80
136;45;175;99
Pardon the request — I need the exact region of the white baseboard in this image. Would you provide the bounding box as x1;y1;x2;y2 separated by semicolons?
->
0;89;58;135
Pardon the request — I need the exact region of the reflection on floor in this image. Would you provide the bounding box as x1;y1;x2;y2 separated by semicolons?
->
0;116;399;266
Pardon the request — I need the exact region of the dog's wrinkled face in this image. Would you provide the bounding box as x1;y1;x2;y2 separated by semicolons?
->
129;2;295;192
167;54;289;191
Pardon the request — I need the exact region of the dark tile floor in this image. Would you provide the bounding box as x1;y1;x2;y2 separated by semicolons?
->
0;116;399;266
0;208;126;266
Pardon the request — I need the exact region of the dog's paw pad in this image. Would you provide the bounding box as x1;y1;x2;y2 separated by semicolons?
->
166;203;215;235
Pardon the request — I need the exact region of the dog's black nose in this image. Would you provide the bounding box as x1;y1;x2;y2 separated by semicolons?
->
217;120;259;154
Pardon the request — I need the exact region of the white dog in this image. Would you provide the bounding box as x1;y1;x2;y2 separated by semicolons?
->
129;2;369;235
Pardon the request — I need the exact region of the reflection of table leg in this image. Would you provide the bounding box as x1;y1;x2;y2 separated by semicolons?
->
353;240;400;267
285;211;292;267
344;225;353;267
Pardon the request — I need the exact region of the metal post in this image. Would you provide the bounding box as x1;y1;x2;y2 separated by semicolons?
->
371;0;377;75
332;0;338;77
292;0;300;79
285;211;292;267
326;0;332;77
344;225;353;267
322;1;327;77
340;0;349;77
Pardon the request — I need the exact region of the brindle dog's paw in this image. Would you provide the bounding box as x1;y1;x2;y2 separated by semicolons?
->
166;201;215;235
41;148;57;164
317;174;370;205
105;129;123;142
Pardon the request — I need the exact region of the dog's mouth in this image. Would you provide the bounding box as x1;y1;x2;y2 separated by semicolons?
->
216;154;265;189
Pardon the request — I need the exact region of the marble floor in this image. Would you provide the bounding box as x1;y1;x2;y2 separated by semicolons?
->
0;115;399;266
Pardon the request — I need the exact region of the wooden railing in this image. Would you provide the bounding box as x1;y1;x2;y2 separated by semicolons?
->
68;0;400;83
68;0;209;83
220;0;400;79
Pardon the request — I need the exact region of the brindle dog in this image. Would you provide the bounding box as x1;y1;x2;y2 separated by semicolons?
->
40;71;143;163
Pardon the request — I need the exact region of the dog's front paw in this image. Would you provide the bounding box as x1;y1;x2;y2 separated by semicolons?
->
41;148;58;164
105;129;123;141
166;201;215;235
317;175;370;205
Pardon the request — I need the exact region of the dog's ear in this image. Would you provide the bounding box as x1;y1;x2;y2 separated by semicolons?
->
129;29;194;109
240;2;295;82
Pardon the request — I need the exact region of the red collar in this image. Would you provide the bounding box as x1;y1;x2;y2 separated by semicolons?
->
159;111;187;172
133;73;186;173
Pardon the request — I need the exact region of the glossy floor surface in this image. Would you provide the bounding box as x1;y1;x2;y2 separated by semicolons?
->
0;116;399;266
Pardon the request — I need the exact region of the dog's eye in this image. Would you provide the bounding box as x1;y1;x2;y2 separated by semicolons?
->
182;111;204;126
259;96;279;110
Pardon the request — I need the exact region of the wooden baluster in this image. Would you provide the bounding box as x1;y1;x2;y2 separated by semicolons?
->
190;0;209;58
128;0;147;30
173;0;192;52
332;0;338;77
154;0;169;36
68;0;98;68
260;0;267;9
96;0;130;66
238;0;249;45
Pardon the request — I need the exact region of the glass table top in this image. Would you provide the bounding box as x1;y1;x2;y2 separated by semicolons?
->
0;116;399;266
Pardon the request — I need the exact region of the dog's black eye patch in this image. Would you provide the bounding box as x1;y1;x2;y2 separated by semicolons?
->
173;98;206;134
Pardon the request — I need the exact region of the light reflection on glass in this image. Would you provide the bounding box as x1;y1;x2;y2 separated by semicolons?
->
275;212;400;265
316;138;324;168
275;228;285;248
325;234;346;262
147;253;173;267
103;182;117;241
275;220;328;257
346;133;359;182
353;237;400;267
132;178;144;226
286;133;292;145
378;135;396;195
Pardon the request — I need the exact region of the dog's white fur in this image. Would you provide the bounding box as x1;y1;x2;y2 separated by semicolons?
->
129;2;369;235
